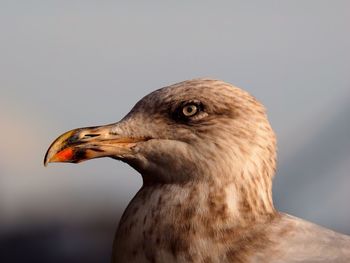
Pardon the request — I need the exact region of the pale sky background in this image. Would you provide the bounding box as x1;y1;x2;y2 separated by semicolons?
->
0;1;349;262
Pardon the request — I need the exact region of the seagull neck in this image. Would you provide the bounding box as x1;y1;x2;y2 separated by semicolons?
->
198;175;276;225
142;173;276;227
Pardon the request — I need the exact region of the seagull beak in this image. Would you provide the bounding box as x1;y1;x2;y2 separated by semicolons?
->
44;124;148;166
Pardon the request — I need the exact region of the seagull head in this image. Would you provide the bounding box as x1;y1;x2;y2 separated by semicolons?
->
44;79;276;185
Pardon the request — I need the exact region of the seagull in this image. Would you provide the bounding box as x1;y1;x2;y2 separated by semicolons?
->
44;79;350;263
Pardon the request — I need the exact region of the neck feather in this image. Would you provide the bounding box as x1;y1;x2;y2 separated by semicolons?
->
142;168;275;228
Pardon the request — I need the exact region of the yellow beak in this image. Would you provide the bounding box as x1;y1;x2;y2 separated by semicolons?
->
44;124;149;166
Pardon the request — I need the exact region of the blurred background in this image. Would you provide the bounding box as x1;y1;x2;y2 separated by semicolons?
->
1;1;349;262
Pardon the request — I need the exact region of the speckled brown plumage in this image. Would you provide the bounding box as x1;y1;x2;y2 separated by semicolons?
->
45;79;350;263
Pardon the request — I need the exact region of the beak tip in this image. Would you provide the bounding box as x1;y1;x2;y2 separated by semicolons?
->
43;151;51;167
43;129;77;168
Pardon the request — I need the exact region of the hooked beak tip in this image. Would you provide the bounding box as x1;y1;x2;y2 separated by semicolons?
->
44;147;75;167
43;129;78;167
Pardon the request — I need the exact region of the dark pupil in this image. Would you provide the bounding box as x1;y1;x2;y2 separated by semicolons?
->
187;106;193;113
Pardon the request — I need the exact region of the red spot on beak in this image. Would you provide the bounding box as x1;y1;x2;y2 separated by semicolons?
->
55;148;74;162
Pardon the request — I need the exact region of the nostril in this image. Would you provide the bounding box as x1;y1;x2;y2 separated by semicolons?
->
83;134;100;138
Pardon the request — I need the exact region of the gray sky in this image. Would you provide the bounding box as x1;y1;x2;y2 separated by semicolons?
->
1;0;349;244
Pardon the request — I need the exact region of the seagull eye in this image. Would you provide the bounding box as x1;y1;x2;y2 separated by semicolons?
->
182;104;198;117
172;100;205;122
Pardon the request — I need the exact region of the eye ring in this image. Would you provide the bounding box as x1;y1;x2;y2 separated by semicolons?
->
171;100;205;122
182;104;198;117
